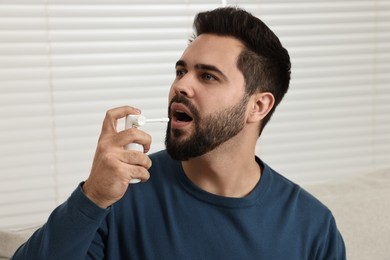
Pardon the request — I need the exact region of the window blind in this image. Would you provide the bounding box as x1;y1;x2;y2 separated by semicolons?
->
0;0;389;229
252;0;390;183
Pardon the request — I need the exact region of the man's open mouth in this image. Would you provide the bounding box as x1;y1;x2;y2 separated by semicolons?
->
173;110;193;122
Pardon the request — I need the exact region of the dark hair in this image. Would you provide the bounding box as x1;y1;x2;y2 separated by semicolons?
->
193;7;291;135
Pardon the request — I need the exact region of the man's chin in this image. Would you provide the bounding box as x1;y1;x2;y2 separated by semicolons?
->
165;134;198;161
171;128;185;138
165;145;191;161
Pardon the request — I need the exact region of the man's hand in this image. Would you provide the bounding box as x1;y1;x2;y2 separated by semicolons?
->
82;106;152;208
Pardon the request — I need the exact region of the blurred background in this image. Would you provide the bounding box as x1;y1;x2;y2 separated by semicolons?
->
0;0;389;230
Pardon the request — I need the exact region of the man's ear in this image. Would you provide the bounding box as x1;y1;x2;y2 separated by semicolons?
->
247;92;275;123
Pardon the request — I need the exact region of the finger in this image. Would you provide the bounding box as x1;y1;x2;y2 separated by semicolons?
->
101;106;141;134
120;163;151;183
117;150;152;169
114;128;152;152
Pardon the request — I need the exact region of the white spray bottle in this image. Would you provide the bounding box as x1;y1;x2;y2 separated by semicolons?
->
125;114;169;184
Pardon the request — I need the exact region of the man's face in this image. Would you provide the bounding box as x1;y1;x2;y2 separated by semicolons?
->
165;34;248;160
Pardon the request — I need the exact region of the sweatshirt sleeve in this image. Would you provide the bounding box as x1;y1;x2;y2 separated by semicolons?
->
12;183;109;260
317;214;346;260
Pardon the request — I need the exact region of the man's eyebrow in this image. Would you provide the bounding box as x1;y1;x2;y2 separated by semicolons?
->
175;60;186;68
175;60;228;80
195;64;226;79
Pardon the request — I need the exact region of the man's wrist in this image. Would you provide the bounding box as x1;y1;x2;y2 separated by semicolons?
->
81;181;111;209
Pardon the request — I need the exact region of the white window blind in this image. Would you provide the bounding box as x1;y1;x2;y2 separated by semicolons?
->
0;0;389;230
253;1;390;183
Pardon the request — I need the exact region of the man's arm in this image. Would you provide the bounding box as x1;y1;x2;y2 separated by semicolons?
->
13;106;153;259
12;184;108;260
317;215;346;260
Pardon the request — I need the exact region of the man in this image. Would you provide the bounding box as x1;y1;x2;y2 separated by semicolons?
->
13;7;346;259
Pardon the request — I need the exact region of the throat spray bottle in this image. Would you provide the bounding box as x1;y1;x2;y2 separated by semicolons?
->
125;114;169;183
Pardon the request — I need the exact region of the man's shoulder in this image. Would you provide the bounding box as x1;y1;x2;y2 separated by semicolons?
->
149;149;171;160
147;150;181;181
149;150;177;169
263;162;332;217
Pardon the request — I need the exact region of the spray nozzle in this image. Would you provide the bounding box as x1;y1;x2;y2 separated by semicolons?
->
126;115;169;129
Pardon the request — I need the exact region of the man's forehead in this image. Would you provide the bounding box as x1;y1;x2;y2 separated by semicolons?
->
185;34;244;53
179;34;244;69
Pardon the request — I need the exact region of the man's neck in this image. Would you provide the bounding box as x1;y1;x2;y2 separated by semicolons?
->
181;138;261;198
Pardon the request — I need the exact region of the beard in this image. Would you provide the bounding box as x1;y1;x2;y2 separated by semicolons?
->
165;94;249;161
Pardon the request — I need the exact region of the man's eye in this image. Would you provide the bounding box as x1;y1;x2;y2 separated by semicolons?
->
176;69;186;77
202;73;217;81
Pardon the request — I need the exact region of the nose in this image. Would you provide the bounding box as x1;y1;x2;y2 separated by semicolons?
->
170;75;195;98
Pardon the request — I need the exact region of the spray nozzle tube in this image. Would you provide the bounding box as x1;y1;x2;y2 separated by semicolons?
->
126;115;169;129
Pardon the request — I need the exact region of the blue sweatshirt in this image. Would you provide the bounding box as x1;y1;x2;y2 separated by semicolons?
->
13;150;345;259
